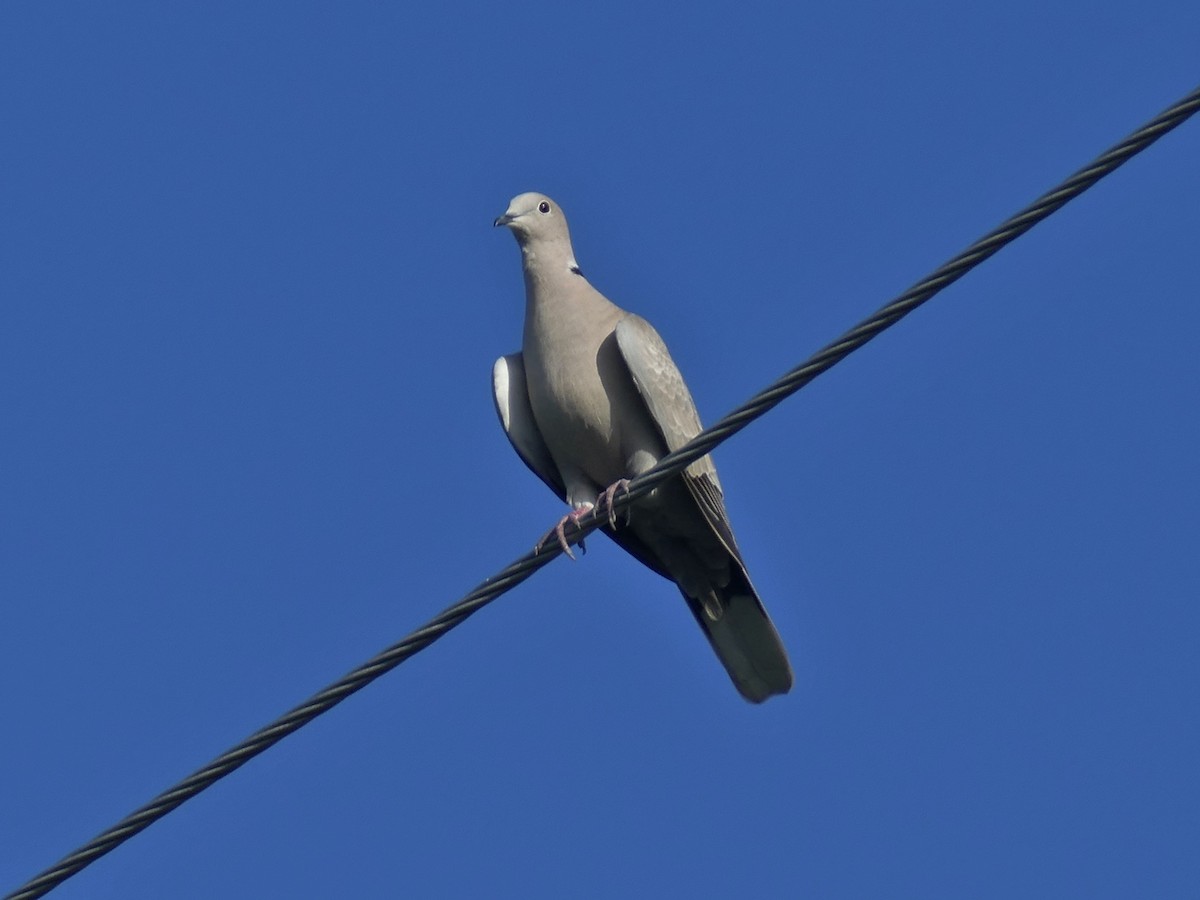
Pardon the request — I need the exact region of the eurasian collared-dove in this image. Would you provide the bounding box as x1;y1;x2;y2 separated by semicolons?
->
492;192;792;703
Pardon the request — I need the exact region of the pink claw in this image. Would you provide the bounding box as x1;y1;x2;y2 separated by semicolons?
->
596;479;632;529
535;506;591;560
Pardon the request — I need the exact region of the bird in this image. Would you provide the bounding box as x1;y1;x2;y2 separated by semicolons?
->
491;192;792;703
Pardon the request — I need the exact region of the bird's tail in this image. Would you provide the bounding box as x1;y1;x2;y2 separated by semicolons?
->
686;569;793;703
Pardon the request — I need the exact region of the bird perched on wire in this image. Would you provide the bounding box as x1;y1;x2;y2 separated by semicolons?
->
492;192;792;703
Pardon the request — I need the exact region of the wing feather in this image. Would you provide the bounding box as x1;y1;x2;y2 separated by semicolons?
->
614;315;746;562
492;353;566;501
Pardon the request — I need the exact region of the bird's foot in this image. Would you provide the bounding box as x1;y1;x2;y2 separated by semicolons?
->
535;506;592;560
595;478;632;528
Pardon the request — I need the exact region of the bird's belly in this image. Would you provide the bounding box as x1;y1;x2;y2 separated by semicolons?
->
528;360;626;489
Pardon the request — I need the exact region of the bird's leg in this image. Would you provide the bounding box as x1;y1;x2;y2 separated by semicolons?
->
595;478;632;528
535;505;592;560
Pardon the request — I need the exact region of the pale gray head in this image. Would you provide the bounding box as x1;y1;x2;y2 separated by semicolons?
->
494;192;580;273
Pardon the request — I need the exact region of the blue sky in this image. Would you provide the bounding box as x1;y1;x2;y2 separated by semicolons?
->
3;3;1199;898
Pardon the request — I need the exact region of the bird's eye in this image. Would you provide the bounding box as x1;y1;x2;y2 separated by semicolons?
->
538;201;551;214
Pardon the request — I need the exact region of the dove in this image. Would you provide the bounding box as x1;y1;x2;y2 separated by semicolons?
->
492;192;792;703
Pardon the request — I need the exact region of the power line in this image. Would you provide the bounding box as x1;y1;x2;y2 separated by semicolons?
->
7;83;1199;900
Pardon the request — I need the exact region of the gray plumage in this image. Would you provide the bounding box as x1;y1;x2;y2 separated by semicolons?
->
492;192;792;703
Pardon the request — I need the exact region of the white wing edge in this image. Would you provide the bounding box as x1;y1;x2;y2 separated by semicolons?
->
492;353;566;501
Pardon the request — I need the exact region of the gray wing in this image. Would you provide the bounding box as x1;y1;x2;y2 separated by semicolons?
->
492;353;566;502
614;315;719;486
614;314;742;560
616;315;791;702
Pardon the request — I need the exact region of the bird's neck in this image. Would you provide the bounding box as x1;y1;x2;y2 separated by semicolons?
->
520;242;584;306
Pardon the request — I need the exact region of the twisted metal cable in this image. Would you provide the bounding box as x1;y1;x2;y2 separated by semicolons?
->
8;83;1199;900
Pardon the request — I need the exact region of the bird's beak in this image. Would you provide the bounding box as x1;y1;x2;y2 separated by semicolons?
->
493;213;515;228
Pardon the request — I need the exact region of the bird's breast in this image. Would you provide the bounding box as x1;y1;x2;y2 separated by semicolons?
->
526;342;617;476
522;288;664;492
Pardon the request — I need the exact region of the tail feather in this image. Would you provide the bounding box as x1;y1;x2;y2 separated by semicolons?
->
602;503;792;702
685;573;793;703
